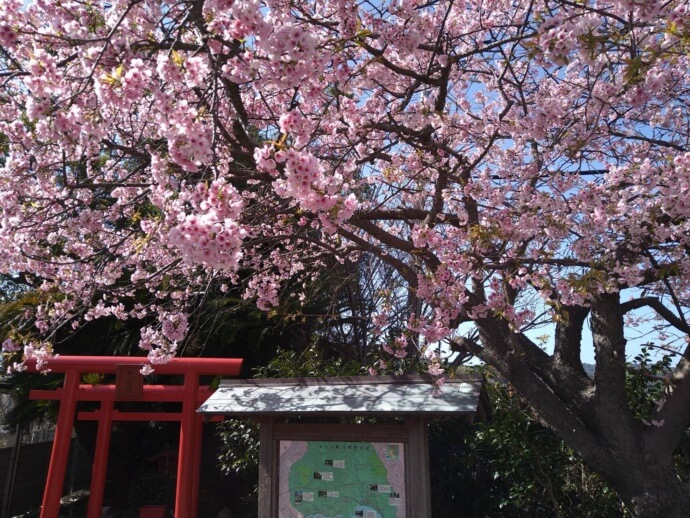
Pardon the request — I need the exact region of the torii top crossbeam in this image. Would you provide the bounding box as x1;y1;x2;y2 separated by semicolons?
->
24;355;242;375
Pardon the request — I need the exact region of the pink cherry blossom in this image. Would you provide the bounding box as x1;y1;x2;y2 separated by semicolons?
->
1;4;690;506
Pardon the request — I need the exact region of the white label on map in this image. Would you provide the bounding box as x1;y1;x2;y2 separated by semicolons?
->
389;497;402;506
364;512;376;518
321;471;334;481
333;459;345;468
302;492;314;502
377;484;391;492
327;491;339;498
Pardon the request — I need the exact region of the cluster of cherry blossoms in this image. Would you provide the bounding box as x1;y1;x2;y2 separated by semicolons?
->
168;180;246;270
0;0;688;371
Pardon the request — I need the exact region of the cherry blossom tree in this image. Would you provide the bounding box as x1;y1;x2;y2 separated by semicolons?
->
1;0;690;514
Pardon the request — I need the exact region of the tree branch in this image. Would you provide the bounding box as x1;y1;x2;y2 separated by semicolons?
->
621;297;690;335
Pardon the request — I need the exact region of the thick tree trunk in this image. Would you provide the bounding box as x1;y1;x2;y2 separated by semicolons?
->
473;292;690;518
613;461;690;518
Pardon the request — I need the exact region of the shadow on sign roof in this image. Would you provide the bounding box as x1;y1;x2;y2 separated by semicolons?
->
198;374;485;418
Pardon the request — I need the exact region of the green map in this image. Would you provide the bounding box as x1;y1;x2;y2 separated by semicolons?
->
278;441;406;518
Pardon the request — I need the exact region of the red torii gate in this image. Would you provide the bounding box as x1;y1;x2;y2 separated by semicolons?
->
25;356;243;518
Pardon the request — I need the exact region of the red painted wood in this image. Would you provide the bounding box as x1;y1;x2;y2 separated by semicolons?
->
25;356;242;518
176;372;199;518
76;410;224;422
24;356;242;375
40;370;80;518
191;414;204;518
30;385;215;402
139;506;168;518
87;400;114;518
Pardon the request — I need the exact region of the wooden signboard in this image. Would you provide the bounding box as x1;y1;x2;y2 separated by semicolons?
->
257;419;430;518
198;375;484;518
115;364;144;400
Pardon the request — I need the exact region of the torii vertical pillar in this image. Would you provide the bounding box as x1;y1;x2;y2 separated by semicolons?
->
176;371;199;518
190;413;204;518
86;400;114;518
40;369;79;518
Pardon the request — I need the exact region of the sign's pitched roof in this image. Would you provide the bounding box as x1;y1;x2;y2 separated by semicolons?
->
198;375;484;417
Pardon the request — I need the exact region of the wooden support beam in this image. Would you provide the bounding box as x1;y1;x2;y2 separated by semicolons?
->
175;371;199;518
76;410;224;422
258;417;275;518
407;417;431;518
31;385;214;403
40;370;79;518
86;400;113;518
24;356;242;376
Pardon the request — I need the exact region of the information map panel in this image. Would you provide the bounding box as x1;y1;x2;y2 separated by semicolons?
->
278;440;406;518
